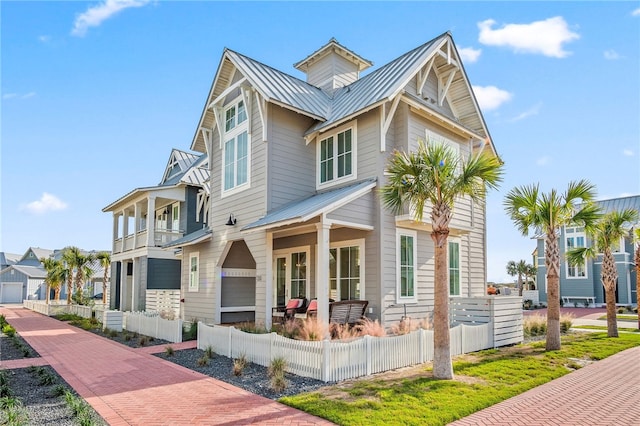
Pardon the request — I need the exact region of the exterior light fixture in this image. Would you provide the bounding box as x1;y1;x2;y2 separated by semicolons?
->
225;214;237;226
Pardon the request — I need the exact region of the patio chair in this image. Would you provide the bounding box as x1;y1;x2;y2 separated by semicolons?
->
272;298;308;323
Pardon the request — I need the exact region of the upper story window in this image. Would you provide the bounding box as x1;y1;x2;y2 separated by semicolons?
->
317;122;357;188
565;227;587;279
425;129;461;171
223;97;250;194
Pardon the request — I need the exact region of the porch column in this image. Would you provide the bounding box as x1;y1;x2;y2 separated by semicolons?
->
112;213;120;252
316;221;331;329
147;196;156;246
131;257;139;311
133;202;140;248
122;209;129;239
265;231;273;330
120;260;128;311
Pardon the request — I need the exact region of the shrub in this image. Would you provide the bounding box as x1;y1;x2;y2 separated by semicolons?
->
138;336;149;347
196;355;209;367
268;357;287;378
2;324;16;337
276;320;300;339
625;305;633;313
270;373;287;393
523;314;546;337
297;318;327;341
233;354;247;376
617;307;625;314
123;332;131;341
560;313;574;334
39;372;56;386
108;328;119;338
51;384;67;397
204;346;214;359
238;321;268;334
0;314;7;327
0;396;28;425
184;319;198;341
164;346;175;356
358;318;388;337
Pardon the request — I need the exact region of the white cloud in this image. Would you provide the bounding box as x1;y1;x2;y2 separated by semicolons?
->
478;16;580;58
458;47;482;63
604;50;620;60
472;85;512;111
72;0;150;37
623;149;634;157
510;102;542;122
2;92;35;100
38;35;51;43
21;193;68;215
632;8;640;16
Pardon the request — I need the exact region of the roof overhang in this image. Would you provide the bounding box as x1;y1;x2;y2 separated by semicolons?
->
102;184;184;213
162;228;212;249
242;179;377;234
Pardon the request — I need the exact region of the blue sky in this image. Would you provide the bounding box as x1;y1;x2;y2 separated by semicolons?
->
2;1;639;283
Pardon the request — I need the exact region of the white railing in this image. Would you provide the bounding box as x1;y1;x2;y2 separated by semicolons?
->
154;230;183;245
123;311;183;343
198;322;493;382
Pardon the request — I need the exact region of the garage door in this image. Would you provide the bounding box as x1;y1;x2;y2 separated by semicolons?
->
1;283;23;303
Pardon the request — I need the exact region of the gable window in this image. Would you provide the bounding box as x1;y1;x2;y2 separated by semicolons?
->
317;122;356;188
329;240;364;301
449;240;460;296
397;229;417;303
222;97;250;194
189;252;199;292
565;227;587;278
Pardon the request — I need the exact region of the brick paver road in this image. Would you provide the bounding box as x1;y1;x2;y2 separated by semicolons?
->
1;307;333;425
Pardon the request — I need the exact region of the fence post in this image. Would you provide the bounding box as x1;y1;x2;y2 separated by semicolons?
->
419;329;425;363
322;339;331;382
365;335;372;376
228;326;233;358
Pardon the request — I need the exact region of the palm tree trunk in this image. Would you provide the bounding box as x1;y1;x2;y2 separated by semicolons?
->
545;231;561;350
66;277;72;305
103;269;108;305
602;250;619;337
518;274;523;296
635;245;639;330
431;229;453;380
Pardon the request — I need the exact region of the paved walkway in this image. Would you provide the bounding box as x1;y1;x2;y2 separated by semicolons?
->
0;307;333;425
450;345;640;425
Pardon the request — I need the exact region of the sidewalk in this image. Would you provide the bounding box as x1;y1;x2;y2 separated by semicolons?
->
0;306;333;425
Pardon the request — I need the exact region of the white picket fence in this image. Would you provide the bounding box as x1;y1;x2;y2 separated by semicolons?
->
22;300;93;319
198;321;493;382
123;311;183;343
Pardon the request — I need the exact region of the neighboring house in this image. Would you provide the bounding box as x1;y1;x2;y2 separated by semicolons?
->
0;252;21;270
167;32;499;327
0;248;52;303
535;195;640;306
103;149;210;314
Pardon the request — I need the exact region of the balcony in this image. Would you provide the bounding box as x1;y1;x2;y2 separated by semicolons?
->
154;229;183;246
113;229;183;253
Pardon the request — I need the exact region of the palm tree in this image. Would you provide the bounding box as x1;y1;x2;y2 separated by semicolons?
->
61;247;80;304
506;260;528;296
381;140;503;379
567;209;639;337
96;251;111;304
61;247;95;304
41;257;64;303
504;180;601;350
524;263;537;290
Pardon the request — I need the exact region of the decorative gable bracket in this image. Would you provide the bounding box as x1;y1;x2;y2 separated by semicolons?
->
416;39;460;108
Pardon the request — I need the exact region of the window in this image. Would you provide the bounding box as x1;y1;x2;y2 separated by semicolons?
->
222;98;250;194
397;230;417;302
449;241;460;296
274;247;310;305
425;129;461;171
565;227;587;278
317;122;356;187
171;203;180;232
188;252;199;292
329;240;364;301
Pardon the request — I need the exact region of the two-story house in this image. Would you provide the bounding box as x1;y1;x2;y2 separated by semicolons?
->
535;194;639;307
170;32;499;328
0;247;52;303
103;149;210;314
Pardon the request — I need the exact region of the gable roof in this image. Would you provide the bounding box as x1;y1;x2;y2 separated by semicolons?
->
11;265;47;279
0;252;21;267
192;32;497;157
595;195;640;216
20;248;53;263
294;37;373;72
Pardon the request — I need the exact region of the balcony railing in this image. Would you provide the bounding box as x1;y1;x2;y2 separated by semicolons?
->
154;229;183;246
114;228;182;253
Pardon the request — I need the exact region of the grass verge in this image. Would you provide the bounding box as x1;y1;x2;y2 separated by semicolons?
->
573;325;639;333
280;333;640;426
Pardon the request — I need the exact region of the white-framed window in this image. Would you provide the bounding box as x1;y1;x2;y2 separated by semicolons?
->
317;121;357;188
273;246;310;305
171;202;180;232
396;229;417;303
222;97;250;195
565;227;587;279
188;252;199;292
329;239;365;301
448;239;461;296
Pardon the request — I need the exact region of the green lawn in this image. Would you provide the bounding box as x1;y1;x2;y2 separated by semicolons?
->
280;333;640;426
597;314;638;321
573;325;639;333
